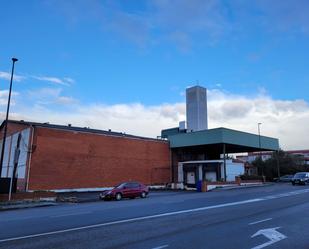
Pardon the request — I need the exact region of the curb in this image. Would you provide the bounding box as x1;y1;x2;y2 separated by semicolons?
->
0;202;58;211
210;183;274;192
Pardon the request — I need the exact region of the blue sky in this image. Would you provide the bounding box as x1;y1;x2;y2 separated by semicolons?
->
1;0;309;149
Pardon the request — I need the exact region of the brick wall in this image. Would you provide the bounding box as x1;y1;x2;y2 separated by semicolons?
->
28;127;171;190
0;122;29;139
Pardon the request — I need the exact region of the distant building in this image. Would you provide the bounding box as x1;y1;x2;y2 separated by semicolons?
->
186;86;208;131
236;150;309;165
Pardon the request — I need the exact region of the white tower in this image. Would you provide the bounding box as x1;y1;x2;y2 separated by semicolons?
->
186;85;208;131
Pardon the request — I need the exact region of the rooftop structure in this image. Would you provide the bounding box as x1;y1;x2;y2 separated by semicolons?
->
186;85;208;131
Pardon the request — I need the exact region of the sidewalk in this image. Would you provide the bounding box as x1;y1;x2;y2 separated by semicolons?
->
0;199;58;211
211;182;274;191
0;184;275;211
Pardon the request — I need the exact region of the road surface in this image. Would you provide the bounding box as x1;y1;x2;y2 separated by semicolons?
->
0;184;309;249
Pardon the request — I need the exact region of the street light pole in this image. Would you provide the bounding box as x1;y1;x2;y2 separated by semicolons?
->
0;58;18;178
258;122;264;181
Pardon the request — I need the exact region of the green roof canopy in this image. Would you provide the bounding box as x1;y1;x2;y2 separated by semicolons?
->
163;127;279;152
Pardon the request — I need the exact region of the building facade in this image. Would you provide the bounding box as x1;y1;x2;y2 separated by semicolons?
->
0;121;171;192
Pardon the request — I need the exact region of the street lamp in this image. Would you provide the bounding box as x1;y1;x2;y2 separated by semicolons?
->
258;122;264;180
0;58;18;178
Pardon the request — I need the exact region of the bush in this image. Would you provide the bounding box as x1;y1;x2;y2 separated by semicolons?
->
240;174;264;181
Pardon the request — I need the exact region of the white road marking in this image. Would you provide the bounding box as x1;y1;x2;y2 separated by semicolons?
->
151;244;169;249
50;211;92;218
0;198;263;243
249;218;273;225
1;188;309;243
251;227;287;249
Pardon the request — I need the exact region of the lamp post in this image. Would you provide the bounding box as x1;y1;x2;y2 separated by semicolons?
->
258;122;264;180
0;58;18;178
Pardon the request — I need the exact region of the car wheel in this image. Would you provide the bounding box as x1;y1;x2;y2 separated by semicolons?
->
292;182;295;185
141;191;147;198
115;193;122;201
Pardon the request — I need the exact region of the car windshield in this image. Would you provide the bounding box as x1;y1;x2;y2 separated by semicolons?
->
294;173;306;178
114;183;127;189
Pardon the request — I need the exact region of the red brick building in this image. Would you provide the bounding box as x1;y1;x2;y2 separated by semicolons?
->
0;120;171;192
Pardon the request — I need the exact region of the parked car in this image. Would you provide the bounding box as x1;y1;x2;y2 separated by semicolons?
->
99;182;149;201
291;172;309;185
276;174;294;182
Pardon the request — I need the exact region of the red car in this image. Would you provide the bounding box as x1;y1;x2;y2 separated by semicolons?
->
99;182;149;201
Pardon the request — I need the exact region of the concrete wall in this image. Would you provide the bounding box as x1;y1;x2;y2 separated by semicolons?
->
27;127;171;191
226;161;244;181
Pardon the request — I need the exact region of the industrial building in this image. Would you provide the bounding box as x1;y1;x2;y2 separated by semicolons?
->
161;86;279;187
0;85;280;193
0;121;170;192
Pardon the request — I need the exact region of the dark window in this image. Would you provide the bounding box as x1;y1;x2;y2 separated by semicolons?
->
126;182;139;188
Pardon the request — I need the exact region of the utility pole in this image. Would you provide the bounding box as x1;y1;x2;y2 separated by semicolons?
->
258;123;264;181
0;58;18;179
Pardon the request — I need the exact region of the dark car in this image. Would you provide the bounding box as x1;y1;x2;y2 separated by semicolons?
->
291;172;309;185
99;182;149;201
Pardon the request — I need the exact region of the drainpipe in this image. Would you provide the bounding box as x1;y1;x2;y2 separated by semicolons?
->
26;125;35;192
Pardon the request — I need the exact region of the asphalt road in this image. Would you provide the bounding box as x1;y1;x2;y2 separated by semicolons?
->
1;183;309;249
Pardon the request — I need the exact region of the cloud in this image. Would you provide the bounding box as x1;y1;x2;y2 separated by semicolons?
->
55;96;78;105
0;71;25;82
1;70;75;87
63;77;75;84
32;76;73;86
207;90;309;150
46;0;230;50
3;88;309;150
0;90;19;106
26;87;78;106
46;0;309;52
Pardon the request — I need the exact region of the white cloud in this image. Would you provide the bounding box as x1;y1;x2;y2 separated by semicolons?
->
32;76;73;86
0;90;19;106
0;71;25;82
26;87;77;106
0;70;75;87
207;90;309;150
2;89;309;150
55;96;78;105
63;77;75;84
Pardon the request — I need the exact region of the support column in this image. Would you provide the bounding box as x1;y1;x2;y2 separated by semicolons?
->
223;144;227;181
178;163;183;183
198;164;203;181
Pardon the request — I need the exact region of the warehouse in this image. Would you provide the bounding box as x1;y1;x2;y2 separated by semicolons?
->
0;120;171;192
